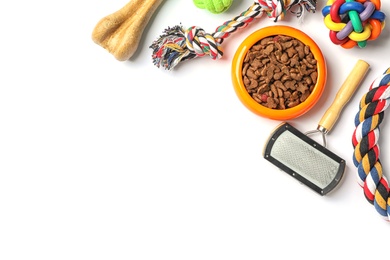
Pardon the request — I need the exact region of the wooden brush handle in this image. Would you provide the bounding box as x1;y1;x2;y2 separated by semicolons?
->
318;59;370;133
92;0;164;61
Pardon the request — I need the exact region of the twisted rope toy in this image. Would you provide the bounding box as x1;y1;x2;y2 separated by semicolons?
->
150;0;317;70
352;68;390;221
322;0;386;49
193;0;234;14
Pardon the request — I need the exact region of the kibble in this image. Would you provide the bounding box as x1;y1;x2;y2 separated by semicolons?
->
242;35;318;109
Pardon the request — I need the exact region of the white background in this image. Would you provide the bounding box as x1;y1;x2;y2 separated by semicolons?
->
1;0;390;259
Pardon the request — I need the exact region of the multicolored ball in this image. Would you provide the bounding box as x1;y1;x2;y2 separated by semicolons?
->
322;0;386;48
193;0;233;14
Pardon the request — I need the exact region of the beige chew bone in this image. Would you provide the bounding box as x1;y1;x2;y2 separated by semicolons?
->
92;0;164;61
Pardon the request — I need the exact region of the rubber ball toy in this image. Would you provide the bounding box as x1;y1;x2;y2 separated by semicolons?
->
322;0;386;48
193;0;233;14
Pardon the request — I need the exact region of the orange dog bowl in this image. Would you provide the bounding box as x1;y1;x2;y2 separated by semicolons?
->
231;25;327;120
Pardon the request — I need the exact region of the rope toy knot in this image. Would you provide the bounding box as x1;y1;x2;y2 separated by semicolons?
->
258;0;317;20
185;26;223;59
258;0;287;20
322;0;386;48
193;0;233;14
352;68;390;221
150;0;317;70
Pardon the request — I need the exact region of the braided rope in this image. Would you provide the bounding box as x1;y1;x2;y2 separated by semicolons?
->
184;3;266;61
150;0;317;70
213;3;265;45
352;68;390;221
322;0;386;49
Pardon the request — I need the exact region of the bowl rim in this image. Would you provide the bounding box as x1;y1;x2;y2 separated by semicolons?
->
231;25;327;120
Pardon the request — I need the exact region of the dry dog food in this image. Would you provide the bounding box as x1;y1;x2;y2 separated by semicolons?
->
242;35;318;109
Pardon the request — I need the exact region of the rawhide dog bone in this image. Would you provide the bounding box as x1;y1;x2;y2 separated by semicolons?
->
92;0;164;61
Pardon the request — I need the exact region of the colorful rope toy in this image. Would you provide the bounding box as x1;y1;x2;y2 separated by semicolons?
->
352;68;390;221
150;0;317;70
193;0;233;14
322;0;386;49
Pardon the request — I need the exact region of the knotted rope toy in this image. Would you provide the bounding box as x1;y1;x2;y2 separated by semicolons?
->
352;68;390;221
322;0;386;49
150;0;317;70
193;0;233;14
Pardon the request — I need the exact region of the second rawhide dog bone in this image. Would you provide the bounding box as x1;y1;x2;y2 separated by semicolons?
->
92;0;164;61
